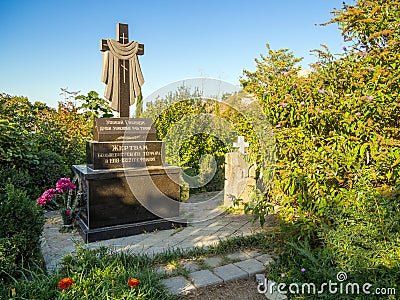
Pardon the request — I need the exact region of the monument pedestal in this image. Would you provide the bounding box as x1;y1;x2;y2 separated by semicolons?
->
73;165;185;243
74;23;186;243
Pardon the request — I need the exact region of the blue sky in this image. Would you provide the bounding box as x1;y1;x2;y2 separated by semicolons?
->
0;0;351;108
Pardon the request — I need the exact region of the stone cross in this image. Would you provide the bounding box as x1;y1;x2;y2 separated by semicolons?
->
233;136;249;154
100;23;144;117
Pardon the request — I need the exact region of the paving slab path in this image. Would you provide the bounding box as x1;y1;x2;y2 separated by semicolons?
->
40;191;286;298
157;250;277;296
40;191;273;272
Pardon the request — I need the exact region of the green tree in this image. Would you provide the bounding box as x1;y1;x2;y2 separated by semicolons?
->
143;86;229;192
76;90;113;122
240;0;400;239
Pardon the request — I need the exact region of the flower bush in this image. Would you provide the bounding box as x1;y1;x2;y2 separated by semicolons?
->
240;0;400;296
241;4;400;241
37;177;79;224
56;177;76;193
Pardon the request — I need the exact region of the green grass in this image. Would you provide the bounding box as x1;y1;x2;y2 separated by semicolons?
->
2;201;398;300
1;232;279;299
6;202;396;300
265;186;400;300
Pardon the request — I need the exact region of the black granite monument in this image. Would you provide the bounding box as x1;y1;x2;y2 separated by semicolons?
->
73;23;184;243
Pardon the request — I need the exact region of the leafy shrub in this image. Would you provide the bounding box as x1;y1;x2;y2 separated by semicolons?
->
0;119;38;168
75;90;113;122
180;134;226;193
241;0;400;296
0;185;45;280
267;186;400;299
0;166;35;196
241;1;400;240
321;184;400;272
144;88;230;193
31;101;91;168
29;150;67;191
0;94;92;174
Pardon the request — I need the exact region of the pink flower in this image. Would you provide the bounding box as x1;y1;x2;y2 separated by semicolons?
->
300;101;305;106
56;178;76;193
365;95;374;100
280;102;288;108
301;268;306;272
281;273;285;278
356;112;361;116
318;89;328;93
65;209;71;216
37;188;56;206
37;197;47;206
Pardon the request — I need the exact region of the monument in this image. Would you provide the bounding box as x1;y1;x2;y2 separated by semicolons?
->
224;136;256;207
73;23;184;243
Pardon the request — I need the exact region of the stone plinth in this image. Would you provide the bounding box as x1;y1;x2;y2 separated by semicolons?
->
93;118;156;142
86;141;164;169
73;164;184;243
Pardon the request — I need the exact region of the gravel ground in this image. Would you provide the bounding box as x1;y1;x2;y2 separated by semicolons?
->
184;278;266;300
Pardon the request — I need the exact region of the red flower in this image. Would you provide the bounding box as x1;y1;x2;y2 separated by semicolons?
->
128;278;140;287
58;277;73;290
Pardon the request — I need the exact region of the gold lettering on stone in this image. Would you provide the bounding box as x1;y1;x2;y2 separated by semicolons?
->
124;120;145;125
111;144;149;152
106;120;124;125
99;126;112;131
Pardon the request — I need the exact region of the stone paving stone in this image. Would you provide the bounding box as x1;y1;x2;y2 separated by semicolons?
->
173;242;198;251
181;260;200;272
142;246;168;257
255;254;274;266
160;276;196;295
193;240;220;248
149;240;176;251
222;224;244;231
155;265;176;276
213;263;248;282
242;249;262;258
203;256;223;268
264;279;288;300
140;232;173;247
152;236;187;248
226;251;251;261
234;258;266;276
214;230;230;239
189;233;221;245
205;220;225;228
204;225;225;231
189;269;223;288
115;243;151;254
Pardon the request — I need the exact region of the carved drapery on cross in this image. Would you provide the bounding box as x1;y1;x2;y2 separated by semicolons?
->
101;40;144;111
100;23;144;117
